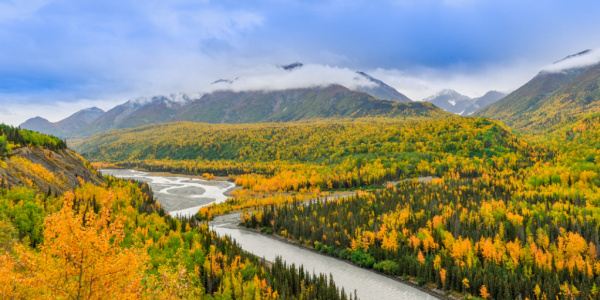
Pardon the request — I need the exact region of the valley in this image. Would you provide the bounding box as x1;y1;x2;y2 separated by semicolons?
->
2;15;600;298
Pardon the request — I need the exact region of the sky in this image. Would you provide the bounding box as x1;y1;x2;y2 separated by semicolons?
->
1;0;600;125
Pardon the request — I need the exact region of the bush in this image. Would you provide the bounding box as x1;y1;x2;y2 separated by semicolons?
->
260;226;273;234
374;260;400;275
349;250;375;268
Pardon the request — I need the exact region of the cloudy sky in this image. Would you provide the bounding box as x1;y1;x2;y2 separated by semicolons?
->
1;0;599;125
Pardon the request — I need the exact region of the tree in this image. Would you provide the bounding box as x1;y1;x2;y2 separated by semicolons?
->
0;219;16;251
480;285;490;299
13;191;149;299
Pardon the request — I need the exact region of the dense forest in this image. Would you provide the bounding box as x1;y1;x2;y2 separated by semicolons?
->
0;127;353;299
243;177;600;299
235;115;600;299
76;117;544;221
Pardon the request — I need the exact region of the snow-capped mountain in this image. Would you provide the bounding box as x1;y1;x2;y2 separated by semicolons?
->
424;89;506;116
424;90;473;115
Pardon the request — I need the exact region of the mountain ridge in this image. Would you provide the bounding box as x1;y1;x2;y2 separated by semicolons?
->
22;84;448;139
171;84;446;124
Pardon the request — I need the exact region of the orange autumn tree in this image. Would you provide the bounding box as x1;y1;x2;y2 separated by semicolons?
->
12;191;149;299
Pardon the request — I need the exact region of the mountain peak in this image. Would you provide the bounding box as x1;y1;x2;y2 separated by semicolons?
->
423;89;478;115
25;116;50;123
280;62;303;71
542;49;599;73
82;107;104;113
423;89;465;102
354;71;412;102
20;116;63;137
212;79;233;84
439;89;460;96
553;49;592;64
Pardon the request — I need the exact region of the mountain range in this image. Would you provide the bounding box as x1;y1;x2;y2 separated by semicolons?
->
423;89;506;116
22;51;600;138
22;83;450;139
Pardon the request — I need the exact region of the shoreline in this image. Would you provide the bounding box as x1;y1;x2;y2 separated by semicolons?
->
209;213;455;300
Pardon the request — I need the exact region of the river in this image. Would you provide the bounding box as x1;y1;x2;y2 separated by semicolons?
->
102;169;439;300
100;169;236;217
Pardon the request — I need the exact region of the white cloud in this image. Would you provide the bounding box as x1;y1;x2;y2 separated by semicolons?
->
0;63;378;126
541;48;600;73
209;64;376;93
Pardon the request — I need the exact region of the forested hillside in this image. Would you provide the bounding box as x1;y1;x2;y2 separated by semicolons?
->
0;126;354;299
171;85;442;124
75;117;535;216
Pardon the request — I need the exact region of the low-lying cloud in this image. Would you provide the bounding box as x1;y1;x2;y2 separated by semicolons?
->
207;64;377;93
542;49;600;73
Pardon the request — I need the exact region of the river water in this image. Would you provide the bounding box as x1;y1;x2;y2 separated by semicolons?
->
100;169;235;217
103;169;438;300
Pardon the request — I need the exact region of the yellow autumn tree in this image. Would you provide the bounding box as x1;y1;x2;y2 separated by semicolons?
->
12;191;149;299
480;284;490;299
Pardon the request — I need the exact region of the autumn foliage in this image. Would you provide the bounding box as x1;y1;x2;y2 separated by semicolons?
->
1;191;148;299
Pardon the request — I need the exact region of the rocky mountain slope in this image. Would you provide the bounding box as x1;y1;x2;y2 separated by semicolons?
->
0;125;104;194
